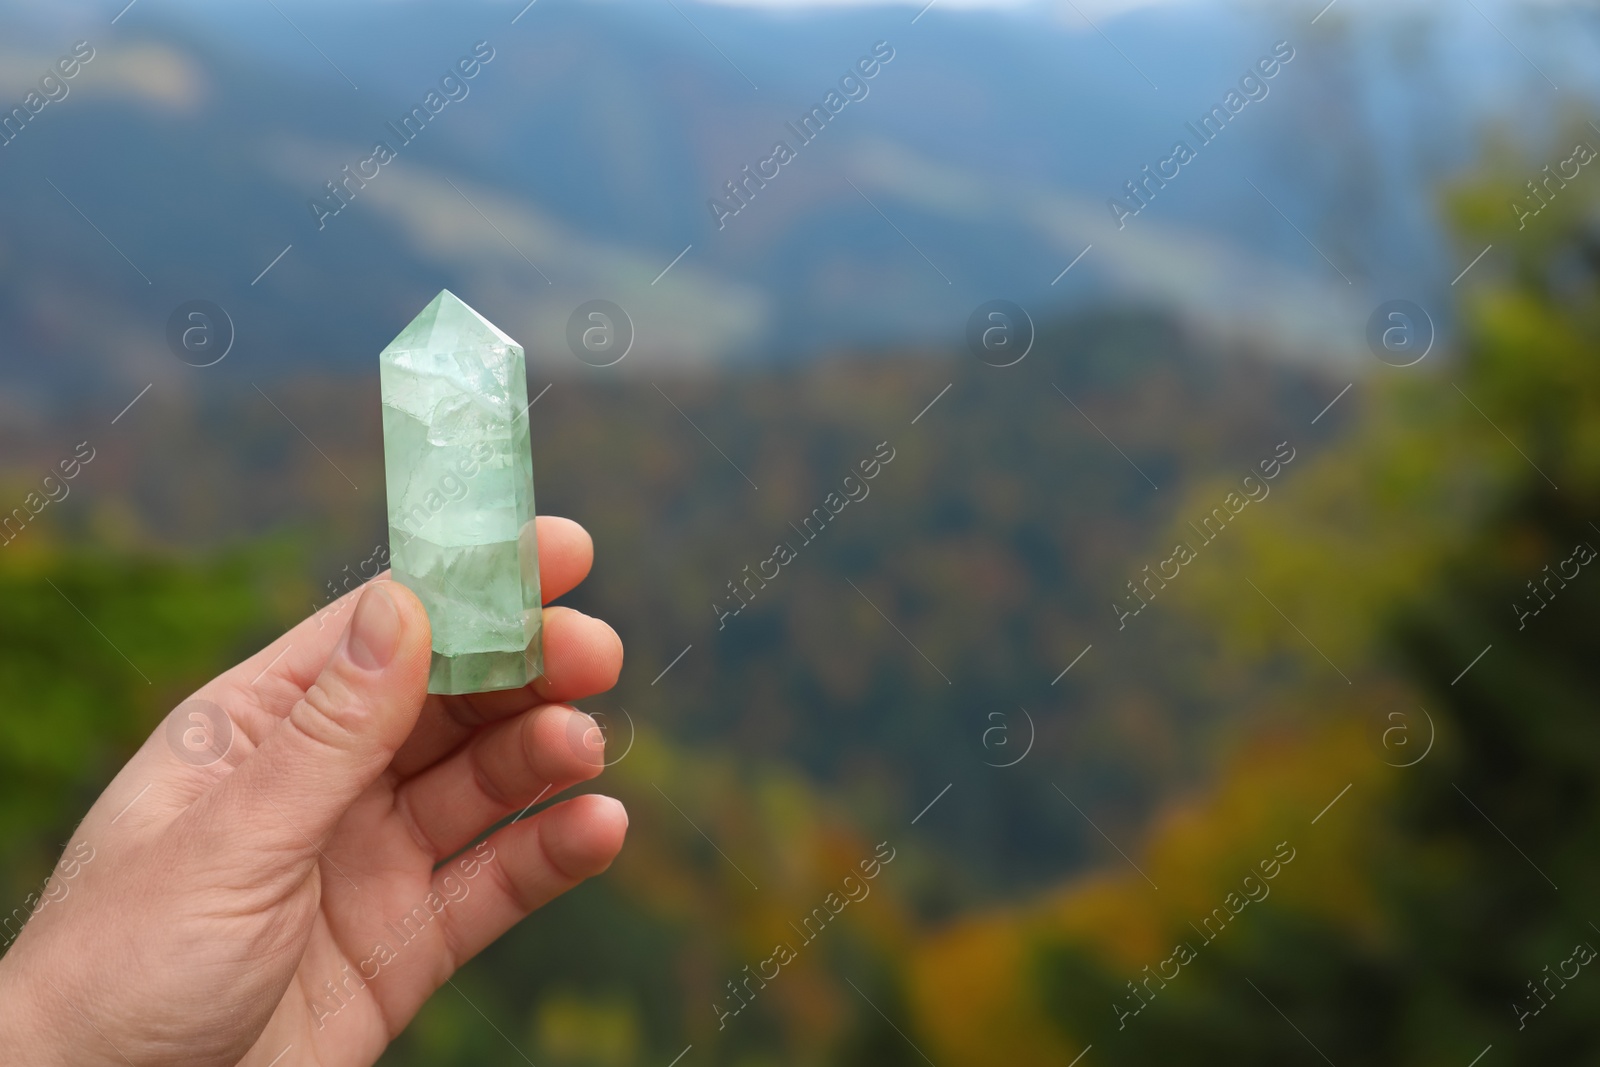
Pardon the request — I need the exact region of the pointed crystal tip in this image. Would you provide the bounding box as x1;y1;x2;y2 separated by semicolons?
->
383;289;520;354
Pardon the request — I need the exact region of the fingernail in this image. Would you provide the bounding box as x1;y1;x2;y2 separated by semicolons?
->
598;794;628;829
346;584;400;671
576;711;606;760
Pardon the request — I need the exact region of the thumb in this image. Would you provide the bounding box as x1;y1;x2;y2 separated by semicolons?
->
211;581;432;861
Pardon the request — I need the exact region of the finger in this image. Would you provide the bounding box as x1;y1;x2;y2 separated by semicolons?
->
389;606;623;778
221;516;596;712
394;704;606;859
533;606;624;700
192;583;432;868
432;795;627;970
532;516;594;603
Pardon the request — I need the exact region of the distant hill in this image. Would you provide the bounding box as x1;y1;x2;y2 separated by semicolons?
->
1;0;1596;411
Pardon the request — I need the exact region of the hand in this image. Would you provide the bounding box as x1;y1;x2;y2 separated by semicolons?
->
0;516;627;1067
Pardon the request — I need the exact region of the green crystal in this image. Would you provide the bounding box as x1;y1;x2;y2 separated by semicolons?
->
380;290;542;694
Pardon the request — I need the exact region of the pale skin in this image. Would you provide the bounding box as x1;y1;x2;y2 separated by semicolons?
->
0;516;628;1066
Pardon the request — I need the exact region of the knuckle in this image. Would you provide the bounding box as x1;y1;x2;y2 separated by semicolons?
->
471;752;517;809
532;822;586;891
291;679;375;751
482;841;540;911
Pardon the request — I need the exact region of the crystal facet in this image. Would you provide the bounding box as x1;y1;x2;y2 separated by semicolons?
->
380;290;542;694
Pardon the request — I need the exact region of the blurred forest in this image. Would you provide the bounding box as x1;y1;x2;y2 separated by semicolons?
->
3;131;1599;1064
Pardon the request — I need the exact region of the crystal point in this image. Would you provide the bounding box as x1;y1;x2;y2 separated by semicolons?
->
380;290;542;694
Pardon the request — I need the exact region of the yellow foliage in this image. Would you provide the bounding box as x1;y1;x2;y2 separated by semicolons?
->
909;716;1396;1059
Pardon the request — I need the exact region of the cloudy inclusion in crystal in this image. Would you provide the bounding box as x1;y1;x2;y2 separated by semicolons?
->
380;290;542;694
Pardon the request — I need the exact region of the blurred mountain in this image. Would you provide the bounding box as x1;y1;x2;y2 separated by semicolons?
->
1;0;1596;411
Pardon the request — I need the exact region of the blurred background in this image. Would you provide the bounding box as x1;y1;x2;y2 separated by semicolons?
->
3;0;1600;1062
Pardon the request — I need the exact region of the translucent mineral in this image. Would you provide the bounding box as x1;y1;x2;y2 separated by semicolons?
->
380;290;542;694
